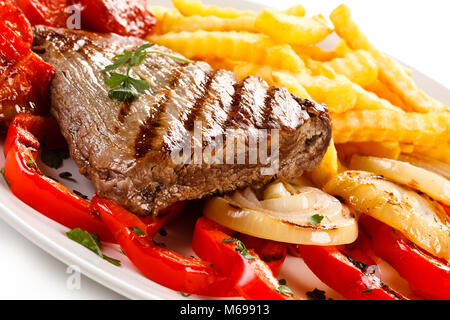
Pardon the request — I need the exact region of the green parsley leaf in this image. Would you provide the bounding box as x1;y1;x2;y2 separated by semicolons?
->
362;287;372;293
66;228;121;267
105;72;128;88
25;154;37;168
103;43;191;103
102;51;132;73
129;226;146;236
222;237;238;243
59;172;76;182
276;284;294;297
180;291;191;297
306;288;327;300
41;148;69;169
1;168;10;187
308;214;324;226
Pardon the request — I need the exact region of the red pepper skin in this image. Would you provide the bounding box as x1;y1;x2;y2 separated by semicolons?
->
193;217;299;300
238;234;287;277
0;0;33;44
360;216;450;300
15;0;71;27
3;114;115;242
91;196;237;297
296;244;406;300
77;0;156;37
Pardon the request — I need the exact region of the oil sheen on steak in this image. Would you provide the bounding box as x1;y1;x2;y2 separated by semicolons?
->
33;26;332;216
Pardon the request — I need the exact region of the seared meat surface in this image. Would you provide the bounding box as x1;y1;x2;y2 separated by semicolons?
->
33;26;331;216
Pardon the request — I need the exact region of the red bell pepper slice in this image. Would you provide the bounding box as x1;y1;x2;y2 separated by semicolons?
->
238;234;287;277
192;217;299;300
77;0;156;37
3;114;115;242
15;0;71;28
91;196;238;297
360;215;450;300
295;243;406;300
0;0;33;44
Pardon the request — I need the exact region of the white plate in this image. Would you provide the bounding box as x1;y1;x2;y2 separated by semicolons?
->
0;0;448;300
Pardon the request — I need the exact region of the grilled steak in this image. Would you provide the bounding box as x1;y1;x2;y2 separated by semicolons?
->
33;26;332;216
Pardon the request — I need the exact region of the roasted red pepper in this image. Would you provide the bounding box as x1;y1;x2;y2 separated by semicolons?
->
0;13;55;126
77;0;156;37
238;234;287;277
0;0;33;44
360;215;450;300
15;0;71;27
3;114;115;242
193;217;299;300
295;243;406;300
91;196;237;297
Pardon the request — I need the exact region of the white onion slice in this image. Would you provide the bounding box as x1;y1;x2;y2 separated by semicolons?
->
324;170;450;260
350;155;450;205
398;154;450;180
204;185;358;245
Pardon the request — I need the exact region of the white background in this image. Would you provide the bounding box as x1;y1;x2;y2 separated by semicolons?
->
0;0;448;299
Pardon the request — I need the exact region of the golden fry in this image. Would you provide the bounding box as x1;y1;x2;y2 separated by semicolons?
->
147;5;181;20
172;0;254;18
330;4;448;112
364;79;409;110
309;140;339;187
324;50;379;87
155;11;257;34
400;144;450;165
292;44;337;62
255;9;332;46
336;141;401;163
283;4;306;17
332;110;450;146
148;31;306;73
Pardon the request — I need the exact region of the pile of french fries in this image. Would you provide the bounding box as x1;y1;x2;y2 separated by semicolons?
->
148;0;450;186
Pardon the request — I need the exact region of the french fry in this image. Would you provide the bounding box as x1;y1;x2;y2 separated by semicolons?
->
227;62;311;98
147;5;181;21
333;39;352;57
323;50;379;87
331;110;450;146
308;140;339;187
283;4;306;17
148;31;307;73
400;144;450;165
330;4;448;113
336;141;401;163
154;11;257;34
294;73;357;113
364;79;409;110
172;0;254;18
292;44;337;62
271;72;310;98
255;9;332;46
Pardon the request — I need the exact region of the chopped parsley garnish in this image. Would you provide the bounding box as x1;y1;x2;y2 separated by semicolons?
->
102;43;191;102
362;287;372;293
66;228;121;267
306;288;327;300
41;148;69;169
276;284;294;297
180;291;191;297
73;190;89;200
25;154;37;168
59;172;76;182
308;214;324;226
222;238;257;260
129;226;146;236
1;168;10;187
